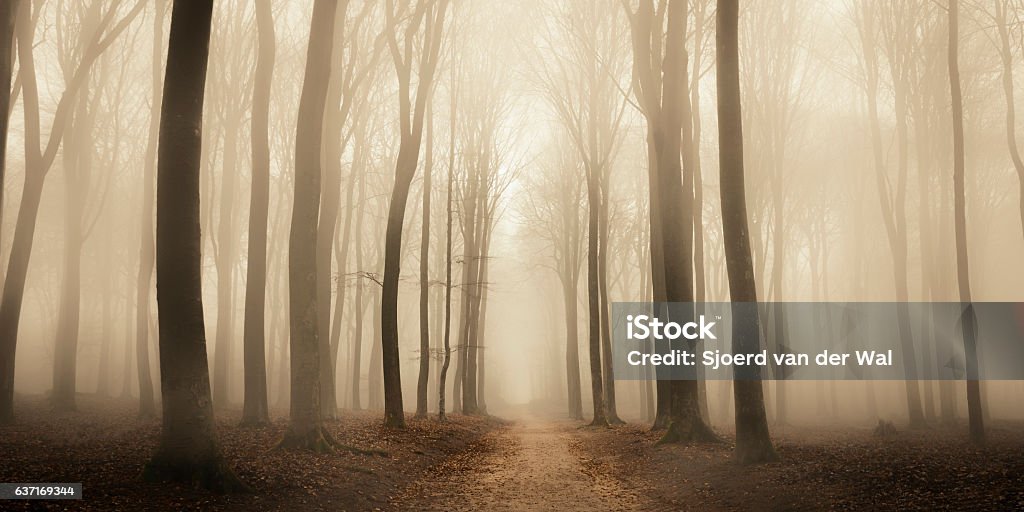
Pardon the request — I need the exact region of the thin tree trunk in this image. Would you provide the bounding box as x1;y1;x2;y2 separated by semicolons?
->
416;102;434;417
241;0;274;426
584;160;607;426
0;0;17;241
948;0;983;443
717;0;776;464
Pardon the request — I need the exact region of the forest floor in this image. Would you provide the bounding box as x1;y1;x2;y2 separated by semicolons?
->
0;394;504;511
3;395;1024;511
571;418;1024;511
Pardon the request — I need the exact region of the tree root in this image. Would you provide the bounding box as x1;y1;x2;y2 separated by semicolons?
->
275;425;388;457
655;419;723;446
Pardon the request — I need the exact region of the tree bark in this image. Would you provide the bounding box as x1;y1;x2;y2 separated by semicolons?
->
142;0;244;490
281;0;339;451
416;102;435;417
0;0;17;243
241;0;275;427
947;0;983;443
716;0;776;464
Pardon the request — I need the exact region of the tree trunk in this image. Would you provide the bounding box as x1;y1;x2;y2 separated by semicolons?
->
281;0;339;451
947;0;983;443
0;0;16;241
240;0;274;427
716;0;776;464
439;151;454;419
597;166;621;424
350;172;366;411
416;103;434;417
380;0;449;429
52;80;92;411
131;0;164;419
142;0;243;490
562;271;583;420
584;161;607;427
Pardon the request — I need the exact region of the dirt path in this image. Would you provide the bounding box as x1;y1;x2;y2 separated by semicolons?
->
392;417;649;511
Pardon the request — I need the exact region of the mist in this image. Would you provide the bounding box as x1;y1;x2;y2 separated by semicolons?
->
0;0;1022;508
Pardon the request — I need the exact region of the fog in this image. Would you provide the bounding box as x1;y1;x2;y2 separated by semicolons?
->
2;0;1024;437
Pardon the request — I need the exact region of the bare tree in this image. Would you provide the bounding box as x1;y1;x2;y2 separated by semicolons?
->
716;0;776;464
379;0;449;428
142;0;244;491
281;0;339;450
240;0;275;427
947;0;983;443
0;0;142;423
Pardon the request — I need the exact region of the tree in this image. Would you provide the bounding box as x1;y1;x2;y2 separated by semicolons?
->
379;0;449;428
133;0;165;419
716;0;777;464
994;0;1024;238
0;0;17;230
281;0;340;450
947;0;983;443
0;0;142;423
416;102;435;417
853;0;926;427
623;0;714;441
241;0;275;427
142;0;244;491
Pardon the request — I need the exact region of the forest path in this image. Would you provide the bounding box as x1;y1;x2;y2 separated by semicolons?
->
391;416;650;511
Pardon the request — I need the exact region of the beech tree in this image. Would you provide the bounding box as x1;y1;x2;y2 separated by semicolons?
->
0;0;142;423
379;0;449;428
240;0;275;427
281;0;340;450
142;0;244;491
947;0;983;443
717;0;777;464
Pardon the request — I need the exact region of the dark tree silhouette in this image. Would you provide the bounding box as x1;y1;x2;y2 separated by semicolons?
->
142;0;244;491
716;0;777;464
380;0;449;428
947;0;983;443
241;0;275;427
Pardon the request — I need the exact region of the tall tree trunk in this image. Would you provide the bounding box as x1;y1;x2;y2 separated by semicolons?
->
597;168;621;424
133;0;165;419
438;148;454;419
350;171;366;410
369;285;383;410
142;0;243;490
995;1;1024;238
416;103;434;417
562;271;583;420
380;0;449;428
584;160;607;426
52;81;91;411
716;0;776;464
96;226;114;397
947;0;983;443
315;5;351;421
281;0;339;451
0;0;17;240
241;0;274;427
213;123;240;408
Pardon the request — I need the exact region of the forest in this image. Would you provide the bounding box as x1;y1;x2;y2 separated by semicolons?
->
0;0;1023;510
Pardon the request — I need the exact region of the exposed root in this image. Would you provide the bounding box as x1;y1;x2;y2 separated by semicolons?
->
655;419;722;446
